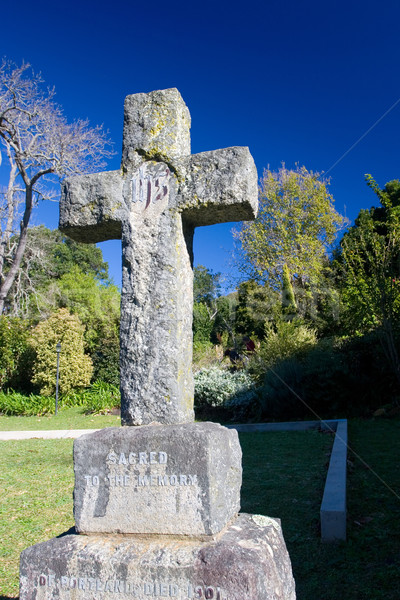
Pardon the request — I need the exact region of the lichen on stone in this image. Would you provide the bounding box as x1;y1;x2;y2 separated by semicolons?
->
251;514;281;532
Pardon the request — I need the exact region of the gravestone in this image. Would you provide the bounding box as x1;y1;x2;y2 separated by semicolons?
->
19;89;296;600
59;87;258;426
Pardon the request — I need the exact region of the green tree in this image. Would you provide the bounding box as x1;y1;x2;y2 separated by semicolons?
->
55;267;120;385
30;308;93;395
4;227;121;385
234;280;280;339
193;302;215;343
52;234;109;281
234;164;347;291
338;176;400;384
193;265;221;345
0;227;120;389
5;226;111;317
282;264;297;318
193;265;221;305
56;266;120;353
91;336;120;387
211;294;239;346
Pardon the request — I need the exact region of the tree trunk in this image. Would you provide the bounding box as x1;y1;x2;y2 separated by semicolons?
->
0;146;19;282
0;186;33;314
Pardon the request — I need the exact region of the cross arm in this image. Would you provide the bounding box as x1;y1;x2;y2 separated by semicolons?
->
59;170;126;243
177;146;258;227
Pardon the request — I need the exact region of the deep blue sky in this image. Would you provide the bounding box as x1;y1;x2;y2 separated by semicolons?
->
2;0;400;290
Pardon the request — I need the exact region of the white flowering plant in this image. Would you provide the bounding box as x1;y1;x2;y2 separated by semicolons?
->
194;367;258;415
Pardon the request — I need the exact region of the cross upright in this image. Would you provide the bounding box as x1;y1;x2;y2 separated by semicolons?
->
60;88;258;426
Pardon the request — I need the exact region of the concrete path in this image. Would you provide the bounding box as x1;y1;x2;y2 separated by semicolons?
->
0;429;100;440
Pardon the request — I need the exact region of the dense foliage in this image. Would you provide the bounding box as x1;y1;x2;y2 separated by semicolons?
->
234;164;347;290
0;381;120;416
2;168;400;422
194;367;256;409
336;176;400;385
30;309;93;395
0;316;33;391
194;366;258;421
0;227;120;405
192;172;400;423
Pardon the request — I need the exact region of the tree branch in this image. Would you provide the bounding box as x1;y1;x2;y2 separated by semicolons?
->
0;59;114;313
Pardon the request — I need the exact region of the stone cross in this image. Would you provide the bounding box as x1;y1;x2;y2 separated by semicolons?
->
60;88;258;426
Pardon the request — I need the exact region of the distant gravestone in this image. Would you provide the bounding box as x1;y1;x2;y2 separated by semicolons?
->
20;89;296;600
59;88;258;426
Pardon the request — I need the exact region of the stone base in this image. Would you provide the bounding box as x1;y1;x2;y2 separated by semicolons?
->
20;514;296;599
73;423;242;536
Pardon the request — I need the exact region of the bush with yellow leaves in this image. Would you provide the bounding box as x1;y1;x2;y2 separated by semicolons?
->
30;308;93;395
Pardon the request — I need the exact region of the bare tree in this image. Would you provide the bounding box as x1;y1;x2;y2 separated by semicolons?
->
0;60;114;313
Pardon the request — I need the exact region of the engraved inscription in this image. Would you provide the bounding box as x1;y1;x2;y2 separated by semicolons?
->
107;450;168;465
83;473;198;488
82;449;198;490
38;574;229;599
131;164;170;209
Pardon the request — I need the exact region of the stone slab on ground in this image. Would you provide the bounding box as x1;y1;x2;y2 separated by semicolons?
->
20;513;296;600
73;422;242;536
320;420;347;541
229;418;348;543
228;419;341;433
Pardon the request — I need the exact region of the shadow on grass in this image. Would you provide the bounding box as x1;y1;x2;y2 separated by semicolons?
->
57;526;76;537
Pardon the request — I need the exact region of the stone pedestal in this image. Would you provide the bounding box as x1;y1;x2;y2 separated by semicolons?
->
73;423;242;536
19;423;296;599
20;514;295;600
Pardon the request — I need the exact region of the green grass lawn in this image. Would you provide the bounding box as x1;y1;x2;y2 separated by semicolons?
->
0;419;399;599
241;419;400;600
0;407;121;431
0;439;75;599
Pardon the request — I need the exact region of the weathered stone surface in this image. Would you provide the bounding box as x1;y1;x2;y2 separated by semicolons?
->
73;423;242;536
59;88;258;426
20;514;296;600
60;170;126;243
177;147;259;227
122;88;191;165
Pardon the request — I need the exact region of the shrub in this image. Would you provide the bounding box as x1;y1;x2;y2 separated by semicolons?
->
60;381;120;414
30;309;93;395
260;358;307;420
192;341;221;372
78;381;120;414
306;332;396;416
92;336;120;386
194;366;256;410
0;317;34;392
0;390;54;416
249;320;317;382
193;302;214;343
224;386;262;422
256;333;394;421
0;381;120;416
